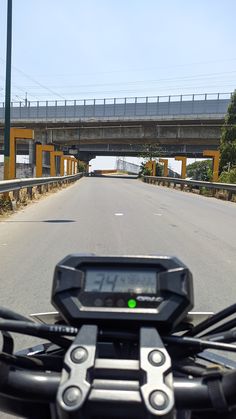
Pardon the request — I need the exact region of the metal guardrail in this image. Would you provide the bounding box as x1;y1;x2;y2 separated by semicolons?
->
143;176;236;196
0;93;232;121
0;173;83;194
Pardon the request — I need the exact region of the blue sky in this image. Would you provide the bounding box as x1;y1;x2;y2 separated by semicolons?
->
0;0;236;170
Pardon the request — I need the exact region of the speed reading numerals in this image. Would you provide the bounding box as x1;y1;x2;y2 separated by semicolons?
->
84;269;157;294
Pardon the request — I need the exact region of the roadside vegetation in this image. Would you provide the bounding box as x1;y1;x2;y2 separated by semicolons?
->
186;160;212;181
186;91;236;184
138;143;164;176
139;160;163;177
219;90;236;183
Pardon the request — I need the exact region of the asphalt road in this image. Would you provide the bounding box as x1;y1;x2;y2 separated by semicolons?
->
0;176;236;316
0;176;236;417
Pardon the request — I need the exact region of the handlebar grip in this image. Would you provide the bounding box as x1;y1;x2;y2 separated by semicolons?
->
2;368;60;401
174;377;211;409
1;368;236;411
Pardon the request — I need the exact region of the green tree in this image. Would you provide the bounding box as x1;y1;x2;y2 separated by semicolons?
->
219;90;236;171
219;168;236;184
78;161;86;172
139;161;151;176
186;160;212;181
139;143;166;160
138;143;165;176
139;159;163;177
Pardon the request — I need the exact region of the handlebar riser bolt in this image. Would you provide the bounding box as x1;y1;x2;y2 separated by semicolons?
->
63;386;82;407
148;350;165;366
71;346;88;363
149;390;169;411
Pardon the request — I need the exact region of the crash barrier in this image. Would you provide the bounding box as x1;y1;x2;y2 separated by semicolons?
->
142;176;236;202
0;173;83;211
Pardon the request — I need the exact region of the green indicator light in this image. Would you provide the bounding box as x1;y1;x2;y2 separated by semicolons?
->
128;299;137;308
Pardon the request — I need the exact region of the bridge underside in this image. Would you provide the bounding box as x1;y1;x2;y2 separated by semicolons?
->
74;143;218;161
0;117;222;160
0;143;218;160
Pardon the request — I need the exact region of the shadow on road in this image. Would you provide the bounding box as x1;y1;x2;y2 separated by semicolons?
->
0;219;76;223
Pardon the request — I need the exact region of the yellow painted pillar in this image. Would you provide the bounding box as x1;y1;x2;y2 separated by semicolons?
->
67;158;72;175
74;159;78;173
50;151;63;177
64;158;69;175
7;128;34;179
72;159;76;175
175;156;187;179
152;160;156;176
145;160;156;176
159;158;168;177
145;161;151;172
60;156;66;176
36;144;54;177
203;150;220;182
36;145;43;178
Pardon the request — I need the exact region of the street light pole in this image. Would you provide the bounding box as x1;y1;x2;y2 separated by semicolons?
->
4;0;13;180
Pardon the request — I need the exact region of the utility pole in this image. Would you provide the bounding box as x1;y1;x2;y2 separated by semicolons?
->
4;0;13;180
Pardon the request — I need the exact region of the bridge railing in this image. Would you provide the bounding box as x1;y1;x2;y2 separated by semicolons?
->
143;176;236;201
0;173;83;194
0;93;232;121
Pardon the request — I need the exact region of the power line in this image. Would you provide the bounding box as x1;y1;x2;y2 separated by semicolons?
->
0;75;39;100
26;57;236;78
11;83;234;97
9;69;236;90
0;57;66;100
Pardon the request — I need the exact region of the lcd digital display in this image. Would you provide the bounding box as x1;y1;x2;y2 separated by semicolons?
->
84;269;156;294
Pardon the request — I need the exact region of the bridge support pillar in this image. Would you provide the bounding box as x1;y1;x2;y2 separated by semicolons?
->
159;158;169;177
4;128;34;179
145;160;156;176
175;156;187;179
36;144;54;177
50;151;64;177
203;150;220;182
61;156;77;176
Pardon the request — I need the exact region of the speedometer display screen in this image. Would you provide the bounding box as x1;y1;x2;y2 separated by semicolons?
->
84;269;157;294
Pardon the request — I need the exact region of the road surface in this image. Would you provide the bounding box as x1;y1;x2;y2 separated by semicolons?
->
0;176;235;316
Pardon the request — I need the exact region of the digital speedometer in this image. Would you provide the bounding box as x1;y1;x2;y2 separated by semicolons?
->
84;269;157;294
51;254;193;331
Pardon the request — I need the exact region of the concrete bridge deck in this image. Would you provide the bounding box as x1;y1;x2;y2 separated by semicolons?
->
0;93;231;159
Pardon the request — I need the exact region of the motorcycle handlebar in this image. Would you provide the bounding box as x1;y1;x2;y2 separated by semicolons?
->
2;367;236;411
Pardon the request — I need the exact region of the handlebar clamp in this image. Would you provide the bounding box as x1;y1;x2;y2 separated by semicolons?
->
56;325;175;418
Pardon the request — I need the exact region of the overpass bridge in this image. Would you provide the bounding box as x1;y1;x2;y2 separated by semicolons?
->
0;92;231;161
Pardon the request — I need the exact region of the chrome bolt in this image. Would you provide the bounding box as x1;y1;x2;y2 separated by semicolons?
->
148;350;165;366
149;390;169;410
63;386;82;407
71;346;88;363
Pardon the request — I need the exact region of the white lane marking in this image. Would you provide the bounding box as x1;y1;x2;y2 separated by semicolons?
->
114;213;124;216
0;244;7;246
154;213;163;216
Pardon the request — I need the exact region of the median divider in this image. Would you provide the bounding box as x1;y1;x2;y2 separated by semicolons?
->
142;176;236;202
0;173;83;213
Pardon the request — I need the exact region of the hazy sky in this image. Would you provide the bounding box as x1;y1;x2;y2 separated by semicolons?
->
0;0;235;171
